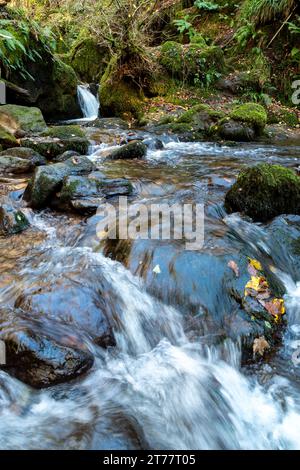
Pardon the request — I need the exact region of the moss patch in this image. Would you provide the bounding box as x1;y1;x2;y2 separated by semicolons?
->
0;125;18;149
42;125;86;139
230;103;267;132
99;56;145;120
70;36;109;83
177;104;224;123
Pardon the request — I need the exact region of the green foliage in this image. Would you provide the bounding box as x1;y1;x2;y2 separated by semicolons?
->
240;0;297;27
0;9;56;79
160;41;224;88
174;16;194;34
194;1;220;12
234;21;262;47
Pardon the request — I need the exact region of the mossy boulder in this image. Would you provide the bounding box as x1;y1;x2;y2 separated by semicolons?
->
230;103;267;133
0;105;47;136
216;71;262;96
215;118;256;142
159;41;183;76
41;125;86;140
55;174;133;214
0;125;18;149
155;104;223;140
69;37;109;83
225;164;300;222
177;104;224;125
99;57;144;120
215;103;268;142
20;126;89;160
0;156;34;174
159;41;225;85
105;141;147;160
0;147;46;166
0;196;29;235
37;58;81;120
24;156;96;209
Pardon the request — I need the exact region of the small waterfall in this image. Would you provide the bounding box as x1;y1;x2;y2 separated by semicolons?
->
77;84;99;120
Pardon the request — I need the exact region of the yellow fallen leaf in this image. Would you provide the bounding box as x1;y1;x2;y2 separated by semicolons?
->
248;258;262;271
244;276;268;295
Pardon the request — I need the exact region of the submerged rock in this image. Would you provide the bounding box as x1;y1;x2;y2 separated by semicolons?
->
105;141;147;160
89;117;130;130
24;156;95;208
0;197;29;235
0;147;47;166
55;174;133;213
225;163;300;222
0;104;47;136
0;308;94;388
14;270;116;348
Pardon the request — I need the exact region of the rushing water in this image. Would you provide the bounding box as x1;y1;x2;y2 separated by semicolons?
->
1;127;300;449
77;85;100;120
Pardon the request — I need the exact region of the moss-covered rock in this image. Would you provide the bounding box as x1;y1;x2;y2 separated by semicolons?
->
69;37;109;83
215;118;256;142
55;174;133;214
37;58;80;120
0;147;46;166
99;57;145;120
225;163;300;222
0;196;29;235
230;103;267;133
105;141;147;160
154;103;223;140
24;156;95;209
0;155;34;174
41;125;86;139
159;41;225;85
159;41;183;76
0;105;47;136
20;128;89;159
177;104;224;124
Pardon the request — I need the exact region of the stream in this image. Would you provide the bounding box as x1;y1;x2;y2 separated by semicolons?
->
1;89;300;450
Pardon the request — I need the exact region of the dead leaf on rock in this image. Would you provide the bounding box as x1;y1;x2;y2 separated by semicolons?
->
253;336;270;356
228;260;239;277
263;298;285;323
